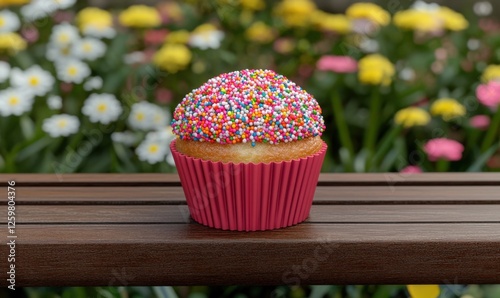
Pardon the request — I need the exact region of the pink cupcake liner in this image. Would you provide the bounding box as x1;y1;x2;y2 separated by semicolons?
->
170;140;327;231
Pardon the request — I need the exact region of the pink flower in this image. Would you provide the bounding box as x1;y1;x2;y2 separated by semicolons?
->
53;11;74;23
316;55;358;73
155;88;173;104
476;81;500;108
400;165;422;174
423;138;464;162
144;29;169;46
469;115;491;130
487;153;500;169
273;38;294;54
21;26;39;43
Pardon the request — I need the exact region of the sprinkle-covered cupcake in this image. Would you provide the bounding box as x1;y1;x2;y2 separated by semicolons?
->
170;69;327;231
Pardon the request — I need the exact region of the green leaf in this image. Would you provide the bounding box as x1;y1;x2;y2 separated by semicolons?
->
153;286;178;298
309;285;332;298
15;136;53;162
467;142;500;172
62;287;88;298
21;117;37;140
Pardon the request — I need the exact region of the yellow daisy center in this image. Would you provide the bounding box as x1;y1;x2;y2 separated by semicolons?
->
83;43;92;53
136;112;145;121
58;33;70;43
67;66;78;77
148;144;159;154
61;47;71;56
97;103;107;113
57;119;67;128
29;76;40;87
8;96;19;106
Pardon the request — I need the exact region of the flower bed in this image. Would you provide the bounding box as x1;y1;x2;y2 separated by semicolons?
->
0;0;498;174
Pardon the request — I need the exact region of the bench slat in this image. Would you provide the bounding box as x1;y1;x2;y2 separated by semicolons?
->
2;173;499;186
6;205;500;224
6;223;500;286
10;186;500;205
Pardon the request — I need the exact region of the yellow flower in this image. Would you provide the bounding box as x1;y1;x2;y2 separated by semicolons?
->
394;10;441;32
311;10;350;34
119;5;161;28
358;54;395;86
0;0;29;7
407;285;440;298
158;2;183;22
274;0;316;28
346;3;390;26
77;7;113;31
437;7;468;31
394;107;431;128
153;44;191;73
430;98;466;121
245;21;274;43
240;0;264;10
393;7;467;32
165;30;190;44
0;33;26;53
481;64;500;82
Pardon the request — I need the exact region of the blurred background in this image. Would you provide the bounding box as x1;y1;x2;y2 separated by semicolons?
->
0;0;499;175
1;0;500;297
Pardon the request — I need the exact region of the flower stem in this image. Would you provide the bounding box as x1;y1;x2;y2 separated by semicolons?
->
331;89;354;170
481;107;500;152
369;124;403;171
364;87;381;154
436;159;450;172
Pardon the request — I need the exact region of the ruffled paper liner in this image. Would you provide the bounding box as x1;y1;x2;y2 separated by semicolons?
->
170;140;327;231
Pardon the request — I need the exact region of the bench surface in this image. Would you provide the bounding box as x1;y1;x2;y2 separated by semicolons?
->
1;173;500;286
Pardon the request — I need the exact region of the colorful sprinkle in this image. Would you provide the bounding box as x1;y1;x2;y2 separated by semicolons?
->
171;69;325;144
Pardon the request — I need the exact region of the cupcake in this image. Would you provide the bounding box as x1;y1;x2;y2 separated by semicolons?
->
170;69;327;231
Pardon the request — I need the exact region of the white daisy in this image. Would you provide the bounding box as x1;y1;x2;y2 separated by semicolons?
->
166;152;175;166
51;0;76;10
83;76;103;91
21;0;57;21
0;61;10;83
10;66;54;97
0;10;20;33
72;37;106;61
47;95;62;110
136;138;169;164
50;23;79;48
42;114;80;138
111;131;137;146
83;25;116;39
128;102;170;131
151;106;170;129
0;88;35;116
145;126;175;143
189;29;225;50
124;51;146;65
56;59;91;84
82;93;123;124
128;102;154;130
46;43;74;62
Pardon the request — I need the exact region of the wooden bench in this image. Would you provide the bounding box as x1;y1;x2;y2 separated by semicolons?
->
1;173;500;286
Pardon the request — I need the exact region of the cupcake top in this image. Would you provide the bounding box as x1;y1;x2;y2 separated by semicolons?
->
171;69;325;145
